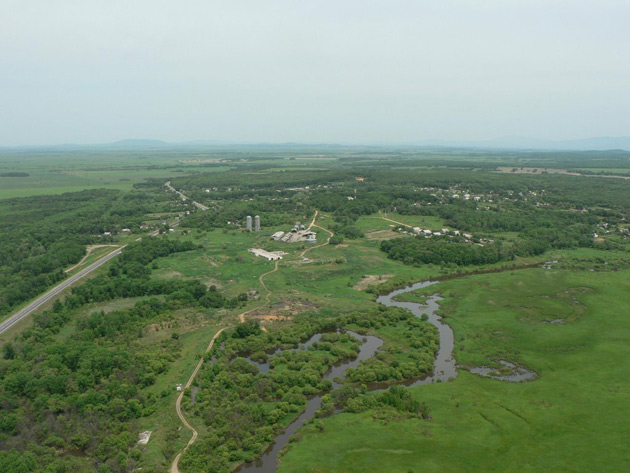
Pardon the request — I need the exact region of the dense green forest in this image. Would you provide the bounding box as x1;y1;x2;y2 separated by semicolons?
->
0;189;173;317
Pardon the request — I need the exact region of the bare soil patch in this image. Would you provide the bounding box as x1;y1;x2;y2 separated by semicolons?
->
253;314;293;322
252;299;317;316
204;256;220;267
353;274;395;291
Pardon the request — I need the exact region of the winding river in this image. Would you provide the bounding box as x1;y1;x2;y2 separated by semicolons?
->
376;280;457;385
234;331;383;473
234;280;455;472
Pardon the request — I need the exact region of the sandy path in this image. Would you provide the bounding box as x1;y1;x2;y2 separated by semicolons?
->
299;224;333;258
64;245;120;273
305;210;318;231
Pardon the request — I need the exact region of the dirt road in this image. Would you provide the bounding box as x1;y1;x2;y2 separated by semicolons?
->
170;327;227;473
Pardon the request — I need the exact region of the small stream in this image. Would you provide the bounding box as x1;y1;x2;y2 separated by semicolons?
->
231;277;542;471
376;280;457;385
234;331;383;473
234;280;454;472
246;332;326;374
469;360;537;382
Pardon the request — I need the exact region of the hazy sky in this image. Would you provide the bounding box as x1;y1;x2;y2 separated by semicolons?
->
1;0;628;145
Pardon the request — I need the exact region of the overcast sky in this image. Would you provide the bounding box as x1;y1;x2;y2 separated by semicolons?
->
1;0;628;145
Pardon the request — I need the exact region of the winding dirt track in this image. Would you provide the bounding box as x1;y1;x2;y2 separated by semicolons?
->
170;327;227;473
170;211;333;473
299;224;333;258
305;210;318;231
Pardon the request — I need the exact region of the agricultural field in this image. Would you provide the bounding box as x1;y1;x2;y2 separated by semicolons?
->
1;146;629;473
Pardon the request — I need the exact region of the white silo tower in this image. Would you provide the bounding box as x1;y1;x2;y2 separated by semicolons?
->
254;215;261;232
246;215;253;232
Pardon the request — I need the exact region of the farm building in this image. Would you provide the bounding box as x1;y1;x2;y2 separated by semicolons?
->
271;231;285;241
248;248;284;261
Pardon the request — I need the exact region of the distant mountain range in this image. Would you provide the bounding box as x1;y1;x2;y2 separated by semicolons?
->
418;136;630;151
109;139;170;147
1;136;629;151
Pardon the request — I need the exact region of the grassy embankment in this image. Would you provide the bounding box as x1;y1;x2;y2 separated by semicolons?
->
278;267;630;473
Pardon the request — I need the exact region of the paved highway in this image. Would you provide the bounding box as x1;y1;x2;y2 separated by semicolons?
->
0;247;123;336
165;181;209;211
0;228;161;336
0;183;188;336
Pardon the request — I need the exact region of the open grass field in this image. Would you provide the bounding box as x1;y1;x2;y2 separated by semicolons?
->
0;168;207;199
278;268;630;473
154;221;440;317
0;148;239;199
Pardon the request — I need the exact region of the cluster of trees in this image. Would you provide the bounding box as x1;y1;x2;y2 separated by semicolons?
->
67;238;247;310
381;237;513;267
180;322;362;472
340;306;438;384
0;290;183;473
180;305;439;472
0;233;246;472
324;385;431;419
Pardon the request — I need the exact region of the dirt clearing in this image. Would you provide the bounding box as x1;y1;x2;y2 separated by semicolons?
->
353;274;395;290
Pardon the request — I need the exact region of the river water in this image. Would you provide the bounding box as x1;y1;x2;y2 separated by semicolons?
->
376;280;457;385
234;331;383;473
234;279;455;472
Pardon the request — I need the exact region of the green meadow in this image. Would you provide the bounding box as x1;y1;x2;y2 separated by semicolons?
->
278;268;630;473
0;168;204;199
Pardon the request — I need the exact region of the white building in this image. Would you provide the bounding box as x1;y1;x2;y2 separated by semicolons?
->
271;231;285;241
248;248;284;261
